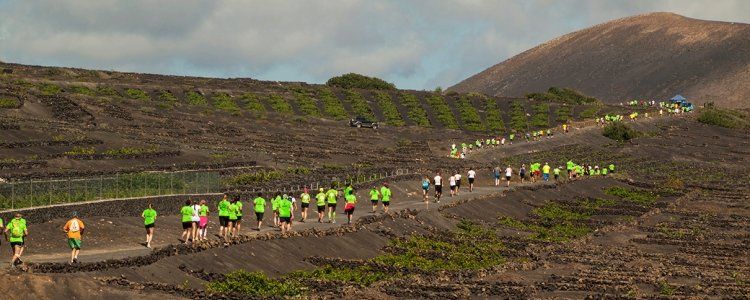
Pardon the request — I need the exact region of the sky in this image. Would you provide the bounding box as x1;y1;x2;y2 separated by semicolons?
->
0;0;748;90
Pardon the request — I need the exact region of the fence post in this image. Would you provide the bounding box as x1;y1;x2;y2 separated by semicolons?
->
49;181;52;205
11;183;14;210
68;178;71;203
99;175;103;199
170;173;173;194
30;180;34;206
114;174;118;199
143;174;147;197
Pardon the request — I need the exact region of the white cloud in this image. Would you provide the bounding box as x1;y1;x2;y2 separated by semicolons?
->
0;0;748;89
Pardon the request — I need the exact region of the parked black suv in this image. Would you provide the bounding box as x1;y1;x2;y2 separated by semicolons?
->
349;116;378;129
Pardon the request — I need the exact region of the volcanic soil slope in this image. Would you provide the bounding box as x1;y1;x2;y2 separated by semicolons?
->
3;114;748;299
450;12;750;108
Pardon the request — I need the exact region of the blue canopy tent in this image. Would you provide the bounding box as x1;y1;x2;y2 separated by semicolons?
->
670;94;687;103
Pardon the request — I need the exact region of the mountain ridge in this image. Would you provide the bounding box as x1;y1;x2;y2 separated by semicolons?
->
450;12;750;108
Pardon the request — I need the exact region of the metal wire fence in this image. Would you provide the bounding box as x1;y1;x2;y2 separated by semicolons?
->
0;168;413;210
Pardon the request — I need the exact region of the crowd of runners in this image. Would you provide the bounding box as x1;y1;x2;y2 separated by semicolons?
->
0;181;397;267
420;161;615;205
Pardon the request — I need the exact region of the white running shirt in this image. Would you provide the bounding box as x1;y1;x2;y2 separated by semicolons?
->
434;175;442;186
468;170;476;179
455;174;462;181
449;176;456;186
191;204;201;222
505;168;512;177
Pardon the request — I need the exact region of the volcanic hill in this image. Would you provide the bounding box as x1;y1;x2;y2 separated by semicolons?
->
450;12;750;108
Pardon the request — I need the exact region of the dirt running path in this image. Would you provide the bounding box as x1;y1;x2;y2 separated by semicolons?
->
21;176;556;263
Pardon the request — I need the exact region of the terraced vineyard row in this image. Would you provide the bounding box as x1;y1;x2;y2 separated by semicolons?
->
1;76;605;133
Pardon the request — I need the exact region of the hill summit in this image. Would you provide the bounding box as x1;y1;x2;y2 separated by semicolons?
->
450;12;750;108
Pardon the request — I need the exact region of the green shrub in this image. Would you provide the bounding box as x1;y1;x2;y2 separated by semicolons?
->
103;147;159;156
70;86;96;96
555;105;572;122
205;270;300;298
526;87;599;105
286;265;387;287
578;106;599;119
498;202;593;243
96;86;119;97
157;90;178;105
64;146;96;156
509;100;529;131
602;122;639;141
374;91;404;126
186;91;208;106
226;170;283;185
398;92;431;127
267;94;293;114
318;88;348;120
456;95;484;131
603;186;658;206
125;88;150;101
239;93;265;113
0;97;20;108
530;103;550;127
326;73;395;90
38;83;62;95
372;220;505;270
697;108;749;129
483;97;505;133
292;89;321;117
425;93;458;129
212;93;241;113
343;89;375;119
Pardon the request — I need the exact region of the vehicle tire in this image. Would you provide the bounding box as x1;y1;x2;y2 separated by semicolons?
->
356;123;361;128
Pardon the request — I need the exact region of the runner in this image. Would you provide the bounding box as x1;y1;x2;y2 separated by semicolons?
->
278;195;292;234
542;162;551;182
509;133;515;144
449;174;457;197
299;188;311;222
608;164;615;173
421;177;430;210
198;200;209;241
566;160;575;179
369;186;380;213
519;164;527;183
553;167;561;181
180;200;194;244
380;182;392;213
289;195;297;230
344;188;357;225
272;193;281;227
224;198;238;246
493;166;501;186
505;165;513;187
5;213;27;268
315;188;326;223
253;192;266;230
326;185;338;223
141;203;157;248
233;196;243;236
467;168;476;192
191;199;201;241
63;212;85;264
454;171;462;195
434;172;443;203
217;194;230;238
